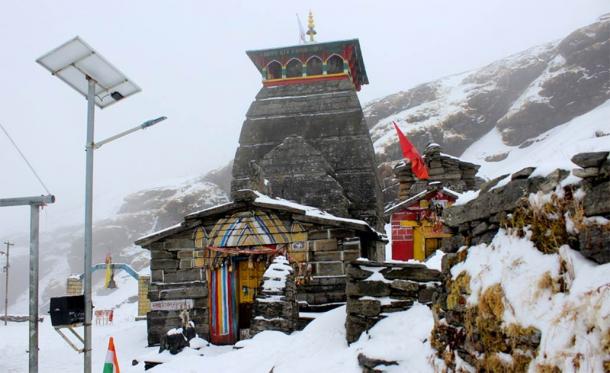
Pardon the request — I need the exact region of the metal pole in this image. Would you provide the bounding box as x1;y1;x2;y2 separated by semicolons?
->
83;76;95;373
29;205;39;373
94;116;167;150
4;241;14;326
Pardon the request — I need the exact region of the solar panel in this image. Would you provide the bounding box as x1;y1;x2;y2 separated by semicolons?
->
36;37;141;109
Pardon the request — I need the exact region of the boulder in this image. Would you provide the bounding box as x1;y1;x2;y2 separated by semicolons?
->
571;151;609;168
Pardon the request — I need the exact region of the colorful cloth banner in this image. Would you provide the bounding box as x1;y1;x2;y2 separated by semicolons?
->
209;262;238;344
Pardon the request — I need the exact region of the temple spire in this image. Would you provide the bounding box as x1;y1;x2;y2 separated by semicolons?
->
306;10;316;43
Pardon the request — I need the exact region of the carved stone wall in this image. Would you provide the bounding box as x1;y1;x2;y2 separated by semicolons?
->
231;78;383;229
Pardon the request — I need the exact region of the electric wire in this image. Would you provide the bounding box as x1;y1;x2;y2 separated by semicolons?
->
0;122;52;195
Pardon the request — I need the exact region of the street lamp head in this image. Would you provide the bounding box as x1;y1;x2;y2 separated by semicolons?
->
141;116;168;129
110;91;125;102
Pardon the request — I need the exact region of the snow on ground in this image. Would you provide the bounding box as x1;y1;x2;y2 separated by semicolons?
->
0;263;437;373
0;295;147;373
148;304;436;373
454;189;480;206
0;272;146;373
461;98;610;180
451;229;610;372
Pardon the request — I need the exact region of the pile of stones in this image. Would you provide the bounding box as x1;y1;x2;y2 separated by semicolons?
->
395;144;480;202
571;151;610;263
250;256;299;336
344;260;442;344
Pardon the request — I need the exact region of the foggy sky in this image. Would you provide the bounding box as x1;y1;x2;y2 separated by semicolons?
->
1;0;609;241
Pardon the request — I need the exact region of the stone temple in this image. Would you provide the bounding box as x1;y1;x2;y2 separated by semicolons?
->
230;30;383;229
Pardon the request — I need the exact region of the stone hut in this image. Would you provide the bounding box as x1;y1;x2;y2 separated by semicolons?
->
395;143;480;201
231;35;384;229
135;189;385;346
385;144;480;261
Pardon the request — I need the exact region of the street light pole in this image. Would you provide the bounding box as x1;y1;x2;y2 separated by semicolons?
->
29;204;40;373
83;76;96;373
37;38;165;373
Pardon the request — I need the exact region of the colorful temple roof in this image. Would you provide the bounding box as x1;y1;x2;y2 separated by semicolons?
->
135;190;384;247
208;211;290;247
246;39;369;91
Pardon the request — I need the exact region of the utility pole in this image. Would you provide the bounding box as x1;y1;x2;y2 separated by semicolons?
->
0;195;55;372
2;241;14;326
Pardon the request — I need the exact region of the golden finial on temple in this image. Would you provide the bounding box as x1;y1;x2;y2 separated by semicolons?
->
306;10;316;42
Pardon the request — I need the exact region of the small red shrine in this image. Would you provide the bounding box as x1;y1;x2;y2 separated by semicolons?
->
386;184;459;261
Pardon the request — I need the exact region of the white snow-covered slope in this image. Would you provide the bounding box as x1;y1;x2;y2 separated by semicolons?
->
461;98;610;179
366;17;609;161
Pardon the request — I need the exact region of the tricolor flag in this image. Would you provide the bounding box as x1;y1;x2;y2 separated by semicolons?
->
103;337;120;373
392;121;429;180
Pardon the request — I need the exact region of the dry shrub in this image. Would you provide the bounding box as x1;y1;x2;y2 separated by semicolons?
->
447;271;471;311
535;271;561;297
505;324;541;351
536;364;561;373
477;351;533;372
502;188;588;255
478;353;512;373
512;352;533;372
460;284;507;355
479;284;505;320
603;328;610;354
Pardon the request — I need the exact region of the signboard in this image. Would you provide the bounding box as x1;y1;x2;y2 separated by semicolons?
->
291;241;306;251
150;299;194;311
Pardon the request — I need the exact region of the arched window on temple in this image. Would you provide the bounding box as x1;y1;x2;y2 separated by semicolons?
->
327;54;344;74
285;58;303;78
266;61;282;80
193;227;208;249
306;56;323;76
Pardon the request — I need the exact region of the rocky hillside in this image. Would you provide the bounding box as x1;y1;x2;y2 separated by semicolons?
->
366;17;610;162
5;164;232;313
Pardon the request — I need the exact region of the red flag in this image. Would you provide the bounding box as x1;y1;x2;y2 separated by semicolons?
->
392;121;429;179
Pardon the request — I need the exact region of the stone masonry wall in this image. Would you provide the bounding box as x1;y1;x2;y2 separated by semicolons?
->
251;256;299;336
147;234;209;346
66;276;83;296
431;151;610;371
138;275;151;317
289;229;363;312
442;151;610;264
231;79;384;229
345;260;442;344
